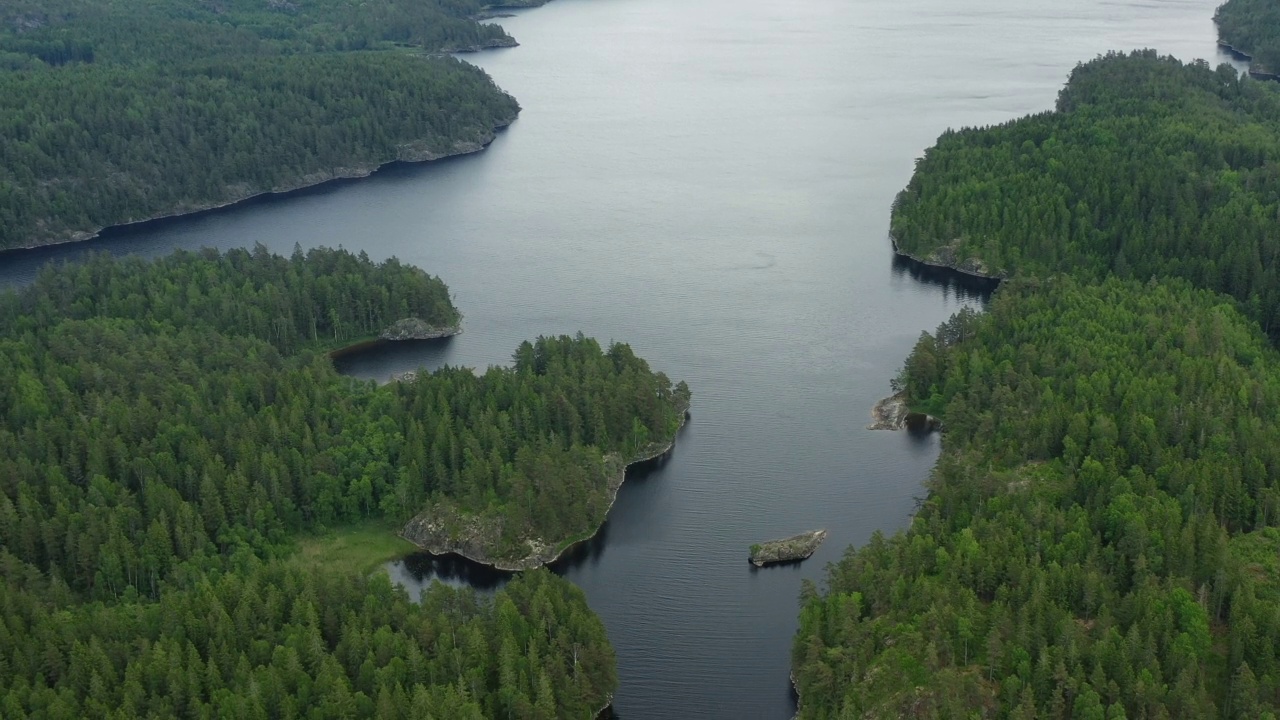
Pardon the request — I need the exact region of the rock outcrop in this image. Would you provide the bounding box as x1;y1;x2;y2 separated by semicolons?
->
889;234;1003;281
869;392;941;432
379;317;461;341
749;530;827;567
868;391;909;430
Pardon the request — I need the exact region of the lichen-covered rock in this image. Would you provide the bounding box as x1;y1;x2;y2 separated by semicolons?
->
749;530;827;567
889;233;1004;280
869;392;941;432
379;317;460;341
868;392;909;430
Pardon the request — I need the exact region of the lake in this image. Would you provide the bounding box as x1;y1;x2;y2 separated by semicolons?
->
0;0;1245;716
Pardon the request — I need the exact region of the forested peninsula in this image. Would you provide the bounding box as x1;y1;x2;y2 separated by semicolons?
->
889;51;1280;334
0;0;544;250
793;47;1280;720
0;246;690;717
1215;0;1280;74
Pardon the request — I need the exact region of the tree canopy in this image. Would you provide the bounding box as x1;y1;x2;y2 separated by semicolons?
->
0;0;532;249
1216;0;1280;72
891;51;1280;335
796;277;1280;718
0;246;692;717
795;45;1280;720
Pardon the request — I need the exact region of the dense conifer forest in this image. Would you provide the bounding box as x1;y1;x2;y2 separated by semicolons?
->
793;40;1280;720
0;0;532;250
0;246;689;717
1215;0;1280;71
795;279;1280;718
890;51;1280;335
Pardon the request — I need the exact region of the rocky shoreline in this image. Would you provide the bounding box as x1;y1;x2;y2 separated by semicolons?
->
1215;39;1280;79
401;403;691;571
1218;39;1254;62
592;695;614;720
379;317;462;342
327;319;462;362
869;391;941;433
790;670;803;720
889;232;1003;281
441;36;520;53
14;113;518;252
868;391;910;430
485;0;554;9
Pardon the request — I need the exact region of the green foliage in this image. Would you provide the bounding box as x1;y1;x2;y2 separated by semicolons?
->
795;278;1280;718
0;559;613;719
0;53;518;249
891;51;1280;336
1216;0;1280;72
0;246;688;588
0;0;524;249
292;519;419;576
801;44;1280;720
0;0;517;65
0;247;691;716
409;333;691;560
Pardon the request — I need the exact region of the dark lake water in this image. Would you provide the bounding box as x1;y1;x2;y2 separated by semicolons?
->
0;0;1247;717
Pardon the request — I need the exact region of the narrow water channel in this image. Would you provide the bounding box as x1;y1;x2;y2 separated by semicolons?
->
0;0;1245;716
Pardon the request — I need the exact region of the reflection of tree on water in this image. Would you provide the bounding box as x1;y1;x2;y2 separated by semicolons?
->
391;552;513;597
548;520;612;573
890;253;998;303
549;423;682;572
330;335;458;380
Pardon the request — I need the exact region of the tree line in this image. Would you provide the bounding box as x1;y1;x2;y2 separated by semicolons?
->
0;247;690;716
0;0;535;249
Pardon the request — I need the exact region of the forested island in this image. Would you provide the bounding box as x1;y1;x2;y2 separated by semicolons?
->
0;0;548;250
0;246;690;717
793;47;1280;719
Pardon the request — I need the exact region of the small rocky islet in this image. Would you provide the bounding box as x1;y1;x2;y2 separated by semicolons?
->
749;530;827;567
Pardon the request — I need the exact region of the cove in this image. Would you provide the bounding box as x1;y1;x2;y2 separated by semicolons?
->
0;0;1246;716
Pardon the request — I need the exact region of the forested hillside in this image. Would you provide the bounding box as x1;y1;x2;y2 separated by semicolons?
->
795;278;1280;718
1216;0;1280;72
795;45;1280;719
0;247;689;716
890;51;1280;335
0;0;530;250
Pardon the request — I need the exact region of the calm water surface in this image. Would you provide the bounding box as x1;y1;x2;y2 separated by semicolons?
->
0;0;1246;717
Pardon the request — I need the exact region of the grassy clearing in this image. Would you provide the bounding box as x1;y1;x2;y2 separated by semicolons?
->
292;519;418;576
